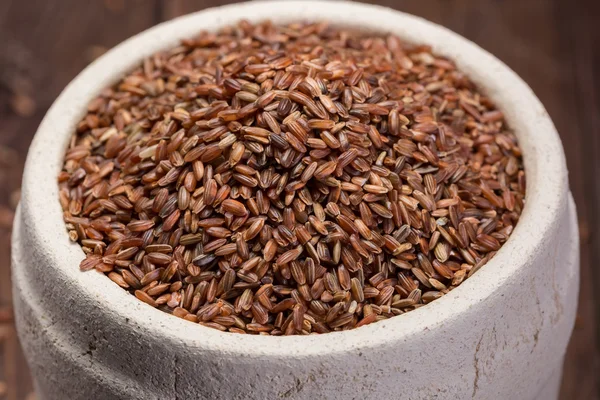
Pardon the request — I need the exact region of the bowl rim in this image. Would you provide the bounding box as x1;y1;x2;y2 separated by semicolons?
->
19;0;567;357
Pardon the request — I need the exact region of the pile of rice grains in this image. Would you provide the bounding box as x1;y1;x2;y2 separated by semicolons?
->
59;21;525;335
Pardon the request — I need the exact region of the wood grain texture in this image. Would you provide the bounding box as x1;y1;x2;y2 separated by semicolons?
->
0;1;597;399
553;1;600;398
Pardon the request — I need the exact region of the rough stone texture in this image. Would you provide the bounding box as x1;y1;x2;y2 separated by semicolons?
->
11;1;579;399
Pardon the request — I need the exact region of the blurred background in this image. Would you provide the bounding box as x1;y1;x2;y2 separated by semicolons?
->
0;0;599;399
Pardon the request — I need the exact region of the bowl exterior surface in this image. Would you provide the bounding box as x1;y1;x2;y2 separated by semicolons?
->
12;195;579;399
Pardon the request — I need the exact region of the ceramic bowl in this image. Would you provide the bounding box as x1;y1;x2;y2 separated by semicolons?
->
12;2;579;399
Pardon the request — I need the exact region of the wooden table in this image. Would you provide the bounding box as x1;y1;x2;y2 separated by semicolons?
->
0;1;598;399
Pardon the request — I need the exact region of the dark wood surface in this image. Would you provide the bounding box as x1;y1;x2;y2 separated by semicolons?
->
0;1;598;399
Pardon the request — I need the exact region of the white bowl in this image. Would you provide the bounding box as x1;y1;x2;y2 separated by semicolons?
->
12;2;579;399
